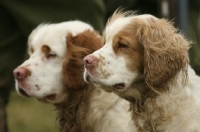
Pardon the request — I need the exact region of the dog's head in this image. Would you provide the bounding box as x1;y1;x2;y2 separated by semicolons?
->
84;10;190;95
13;21;102;104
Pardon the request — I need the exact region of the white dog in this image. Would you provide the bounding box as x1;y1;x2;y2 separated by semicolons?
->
13;21;132;132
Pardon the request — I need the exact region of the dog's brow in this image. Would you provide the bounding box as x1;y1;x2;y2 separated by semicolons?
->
41;45;51;55
29;46;34;53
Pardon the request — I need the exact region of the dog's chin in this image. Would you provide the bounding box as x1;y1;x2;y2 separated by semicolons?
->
85;74;112;93
98;85;113;93
37;94;67;104
37;98;49;103
85;71;127;93
17;86;67;104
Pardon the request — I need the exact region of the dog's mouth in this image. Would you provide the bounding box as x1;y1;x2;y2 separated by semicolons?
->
36;94;57;104
113;83;125;90
19;87;56;101
84;70;95;83
85;72;91;82
45;94;56;101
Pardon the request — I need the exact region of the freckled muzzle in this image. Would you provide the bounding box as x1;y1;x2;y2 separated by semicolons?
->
13;66;31;97
83;54;126;91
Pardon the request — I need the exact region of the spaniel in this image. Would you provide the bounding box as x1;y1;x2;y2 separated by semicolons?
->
13;21;132;132
84;10;200;132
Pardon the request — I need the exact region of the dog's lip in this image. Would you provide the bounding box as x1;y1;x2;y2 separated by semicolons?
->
113;83;125;90
85;72;90;82
19;88;31;98
46;94;56;100
84;71;94;82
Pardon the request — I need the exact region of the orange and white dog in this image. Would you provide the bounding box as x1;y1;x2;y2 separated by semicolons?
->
84;10;200;132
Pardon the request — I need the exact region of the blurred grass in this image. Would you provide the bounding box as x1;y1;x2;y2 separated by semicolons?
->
7;91;59;132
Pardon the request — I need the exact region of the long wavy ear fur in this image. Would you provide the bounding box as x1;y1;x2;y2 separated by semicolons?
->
62;30;102;90
134;16;191;92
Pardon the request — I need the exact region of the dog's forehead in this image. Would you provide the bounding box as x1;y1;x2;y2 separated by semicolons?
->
27;26;67;57
104;14;157;41
30;25;63;45
28;21;94;57
105;17;132;41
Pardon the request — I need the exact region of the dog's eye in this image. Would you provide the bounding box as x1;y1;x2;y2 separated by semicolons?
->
118;43;128;49
47;53;56;59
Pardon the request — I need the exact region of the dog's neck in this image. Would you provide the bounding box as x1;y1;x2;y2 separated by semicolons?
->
127;82;161;132
120;71;189;131
55;83;94;132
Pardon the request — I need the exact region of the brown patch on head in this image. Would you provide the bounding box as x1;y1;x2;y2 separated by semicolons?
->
62;30;102;90
41;45;51;55
130;15;191;92
112;26;144;75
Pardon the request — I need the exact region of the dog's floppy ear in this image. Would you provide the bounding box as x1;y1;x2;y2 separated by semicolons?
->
62;30;102;90
134;16;190;92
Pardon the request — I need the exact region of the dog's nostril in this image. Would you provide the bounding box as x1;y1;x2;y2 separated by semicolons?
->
46;94;56;100
15;72;20;77
85;60;90;64
13;67;29;80
83;55;95;65
14;70;21;79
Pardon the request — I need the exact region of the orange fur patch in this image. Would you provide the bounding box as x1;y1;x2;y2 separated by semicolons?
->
62;30;102;90
112;27;144;74
30;46;34;53
58;30;102;131
41;45;50;55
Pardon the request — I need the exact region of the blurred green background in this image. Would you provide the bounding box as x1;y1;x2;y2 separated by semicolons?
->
7;91;58;132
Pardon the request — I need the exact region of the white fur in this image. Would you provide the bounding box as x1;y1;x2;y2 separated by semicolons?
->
87;87;133;132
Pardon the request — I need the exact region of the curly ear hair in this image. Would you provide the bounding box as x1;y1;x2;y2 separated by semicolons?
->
134;16;191;92
62;30;102;90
